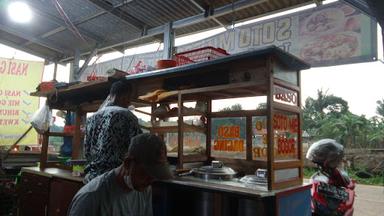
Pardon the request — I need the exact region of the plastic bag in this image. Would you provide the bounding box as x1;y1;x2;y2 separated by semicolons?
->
31;104;52;133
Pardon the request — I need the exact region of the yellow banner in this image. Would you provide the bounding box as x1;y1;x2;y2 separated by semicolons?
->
0;57;44;146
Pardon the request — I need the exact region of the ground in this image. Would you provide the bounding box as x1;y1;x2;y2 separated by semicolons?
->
354;184;384;216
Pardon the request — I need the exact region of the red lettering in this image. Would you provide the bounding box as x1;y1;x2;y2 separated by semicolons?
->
213;139;244;152
0;119;19;125
7;100;20;106
0;61;6;74
276;136;296;156
218;126;241;138
0;109;19;116
8;62;15;74
22;63;28;76
289;117;298;133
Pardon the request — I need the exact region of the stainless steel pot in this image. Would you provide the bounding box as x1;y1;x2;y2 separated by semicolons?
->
179;161;237;180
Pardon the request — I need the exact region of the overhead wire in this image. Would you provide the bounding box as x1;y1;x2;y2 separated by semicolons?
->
51;0;88;44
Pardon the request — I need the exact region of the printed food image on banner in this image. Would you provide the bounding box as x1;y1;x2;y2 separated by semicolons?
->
298;4;368;65
0;57;44;147
211;117;246;159
175;1;376;67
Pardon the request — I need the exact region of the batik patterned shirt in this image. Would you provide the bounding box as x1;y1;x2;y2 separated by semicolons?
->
84;105;142;183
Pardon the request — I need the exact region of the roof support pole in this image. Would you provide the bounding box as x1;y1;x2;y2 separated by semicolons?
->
163;22;175;60
70;49;81;82
189;0;228;29
77;48;98;78
53;62;58;80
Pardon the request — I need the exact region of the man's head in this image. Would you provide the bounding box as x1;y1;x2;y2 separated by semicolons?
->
109;80;134;107
123;134;173;191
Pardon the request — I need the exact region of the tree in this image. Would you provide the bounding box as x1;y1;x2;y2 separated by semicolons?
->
303;89;349;137
303;92;384;150
256;103;267;110
220;104;243;112
368;117;384;148
376;99;384;117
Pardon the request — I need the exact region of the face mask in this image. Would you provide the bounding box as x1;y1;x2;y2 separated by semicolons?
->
128;105;135;110
123;164;135;191
123;175;135;190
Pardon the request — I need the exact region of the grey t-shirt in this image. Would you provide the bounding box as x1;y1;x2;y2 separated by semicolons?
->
68;169;152;216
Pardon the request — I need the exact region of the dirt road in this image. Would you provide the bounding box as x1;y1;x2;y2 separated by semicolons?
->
354;183;384;216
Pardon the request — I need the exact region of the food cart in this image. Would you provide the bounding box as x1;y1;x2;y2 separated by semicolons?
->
20;45;311;216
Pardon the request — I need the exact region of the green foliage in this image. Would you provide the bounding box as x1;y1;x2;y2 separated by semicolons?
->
376;99;384;117
303;89;384;149
256;103;267;110
303;168;384;186
303;89;349;135
303;167;317;178
347;170;384;186
220;103;243;112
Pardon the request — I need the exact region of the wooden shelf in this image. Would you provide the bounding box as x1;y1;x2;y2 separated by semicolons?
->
149;123;206;134
154;108;206;119
30;90;56;97
46;132;74;137
167;154;207;164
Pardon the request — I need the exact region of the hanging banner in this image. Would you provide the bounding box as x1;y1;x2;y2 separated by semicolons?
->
82;1;377;80
81;51;163;81
177;1;377;67
0;58;44;146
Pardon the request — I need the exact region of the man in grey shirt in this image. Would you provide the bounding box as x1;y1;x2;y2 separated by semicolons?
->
68;134;173;216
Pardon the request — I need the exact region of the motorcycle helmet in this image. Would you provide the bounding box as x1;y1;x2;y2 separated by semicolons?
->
306;139;344;168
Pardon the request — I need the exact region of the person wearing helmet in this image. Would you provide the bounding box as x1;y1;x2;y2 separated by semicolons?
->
306;138;344;169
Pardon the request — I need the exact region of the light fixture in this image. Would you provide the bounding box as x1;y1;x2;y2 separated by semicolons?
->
7;1;32;23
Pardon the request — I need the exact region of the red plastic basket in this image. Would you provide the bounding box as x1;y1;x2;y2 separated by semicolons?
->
175;46;229;66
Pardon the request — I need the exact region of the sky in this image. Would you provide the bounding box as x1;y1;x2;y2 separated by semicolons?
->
0;0;383;119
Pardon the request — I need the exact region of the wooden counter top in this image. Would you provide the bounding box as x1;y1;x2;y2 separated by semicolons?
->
21;167;309;199
21;167;83;183
160;176;310;199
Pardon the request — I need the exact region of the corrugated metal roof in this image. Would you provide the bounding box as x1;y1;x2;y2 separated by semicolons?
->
0;0;320;62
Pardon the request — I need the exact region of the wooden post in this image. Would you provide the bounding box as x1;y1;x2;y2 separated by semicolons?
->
40;132;49;170
266;56;275;191
72;110;83;159
206;99;212;161
177;92;184;169
246;116;252;160
297;69;303;182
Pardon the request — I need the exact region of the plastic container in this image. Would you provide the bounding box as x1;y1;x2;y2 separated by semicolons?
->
175;46;229;66
156;59;177;69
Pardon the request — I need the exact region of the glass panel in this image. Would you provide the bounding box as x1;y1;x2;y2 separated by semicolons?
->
273;63;298;85
273;112;299;161
273;85;298;106
211;117;246;159
274;168;299;183
165;132;206;157
212;96;267;112
252;116;267;160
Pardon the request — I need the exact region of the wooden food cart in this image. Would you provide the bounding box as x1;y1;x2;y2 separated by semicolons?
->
20;45;311;216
